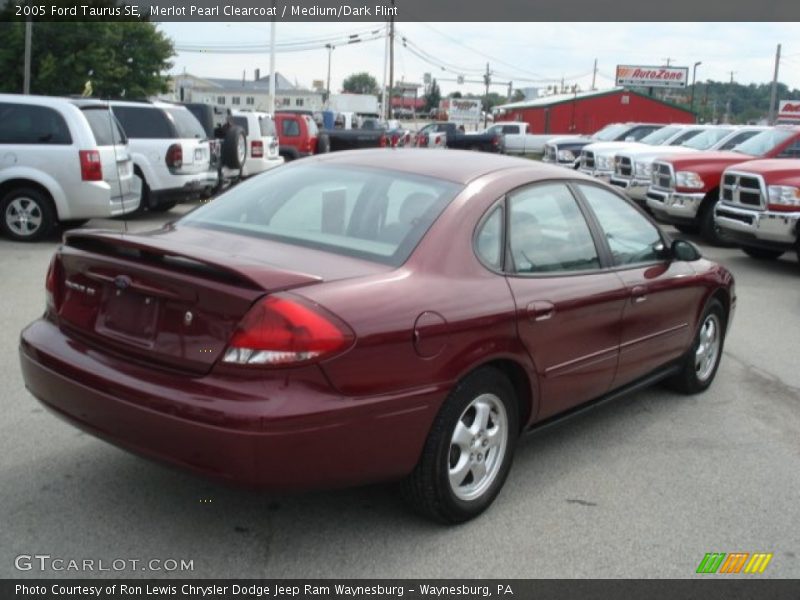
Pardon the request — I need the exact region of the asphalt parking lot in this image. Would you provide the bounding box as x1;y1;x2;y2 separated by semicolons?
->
1;202;798;579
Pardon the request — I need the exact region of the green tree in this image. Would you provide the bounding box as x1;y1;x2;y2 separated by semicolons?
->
342;72;379;95
424;78;441;112
511;89;525;102
0;17;174;97
449;91;462;99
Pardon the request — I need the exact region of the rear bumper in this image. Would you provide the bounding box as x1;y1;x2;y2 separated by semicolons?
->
714;203;800;250
19;319;441;490
242;155;285;176
646;189;705;223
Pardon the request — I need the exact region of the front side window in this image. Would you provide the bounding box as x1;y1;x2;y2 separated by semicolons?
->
508;183;600;274
640;126;681;145
733;128;795;156
180;164;462;266
578;184;663;266
668;128;705;146
0;103;72;145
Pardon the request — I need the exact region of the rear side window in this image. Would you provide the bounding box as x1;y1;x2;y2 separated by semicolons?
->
0;103;72;145
81;108;126;146
259;117;276;137
281;118;300;136
113;106;174;139
232;116;249;135
304;116;319;135
180;164;462;266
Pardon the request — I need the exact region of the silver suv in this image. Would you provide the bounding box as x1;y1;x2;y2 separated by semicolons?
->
109;100;215;213
0;94;141;241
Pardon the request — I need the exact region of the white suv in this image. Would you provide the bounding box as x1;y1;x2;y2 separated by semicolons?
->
0;94;141;241
109;100;216;213
230;110;283;176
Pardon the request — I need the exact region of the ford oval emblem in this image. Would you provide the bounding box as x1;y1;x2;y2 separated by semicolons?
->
114;275;132;290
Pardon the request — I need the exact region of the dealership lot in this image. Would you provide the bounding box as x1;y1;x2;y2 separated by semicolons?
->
0;204;798;579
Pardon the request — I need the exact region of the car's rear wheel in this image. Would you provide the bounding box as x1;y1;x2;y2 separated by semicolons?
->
148;200;177;213
741;246;784;260
667;299;726;394
402;367;518;523
699;200;734;246
1;187;56;242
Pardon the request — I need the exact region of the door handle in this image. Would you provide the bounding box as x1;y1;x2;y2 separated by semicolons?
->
527;301;555;322
631;285;648;304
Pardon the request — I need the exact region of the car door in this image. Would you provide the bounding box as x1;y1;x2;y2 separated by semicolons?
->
575;183;705;388
503;182;628;420
501;124;523;152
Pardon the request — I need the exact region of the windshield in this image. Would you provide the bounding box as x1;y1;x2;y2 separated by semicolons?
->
180;164;463;266
733;128;795;156
640;126;681;145
668;128;705;146
593;123;629;141
165;107;206;139
681;128;733;150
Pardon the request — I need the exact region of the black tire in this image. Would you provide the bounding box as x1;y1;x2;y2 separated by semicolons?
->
316;133;330;154
402;367;519;523
148;200;177;213
280;148;299;162
666;299;726;395
129;170;149;215
60;219;90;229
741;246;784;260
699;200;734;247
222;126;247;170
0;186;57;242
675;224;699;235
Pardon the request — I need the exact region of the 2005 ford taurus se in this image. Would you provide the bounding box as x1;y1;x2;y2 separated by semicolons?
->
20;149;735;522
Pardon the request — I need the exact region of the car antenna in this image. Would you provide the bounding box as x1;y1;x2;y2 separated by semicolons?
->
106;97;128;234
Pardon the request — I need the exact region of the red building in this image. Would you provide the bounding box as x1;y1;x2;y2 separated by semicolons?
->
493;87;695;135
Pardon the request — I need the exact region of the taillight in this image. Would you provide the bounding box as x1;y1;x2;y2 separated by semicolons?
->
45;253;63;313
391;134;399;147
435;136;442;146
79;150;102;181
166;144;183;169
222;295;354;367
420;134;429;146
307;136;317;154
251;140;264;158
379;135;387;148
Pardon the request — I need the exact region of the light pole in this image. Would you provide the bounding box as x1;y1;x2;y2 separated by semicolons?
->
690;61;702;117
325;44;334;104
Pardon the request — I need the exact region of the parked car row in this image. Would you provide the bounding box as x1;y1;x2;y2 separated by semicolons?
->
569;119;800;260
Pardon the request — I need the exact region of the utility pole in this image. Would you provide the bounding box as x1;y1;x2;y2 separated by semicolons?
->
483;63;491;128
591;58;597;91
662;57;672;67
23;18;32;94
325;44;333;104
388;0;395;119
381;24;389;119
269;16;276;116
768;43;781;124
725;71;735;124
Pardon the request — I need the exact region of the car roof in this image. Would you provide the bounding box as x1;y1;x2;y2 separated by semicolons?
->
307;148;579;185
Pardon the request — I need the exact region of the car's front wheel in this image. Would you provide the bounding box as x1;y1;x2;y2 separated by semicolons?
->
402;367;519;523
1;187;56;241
667;299;726;394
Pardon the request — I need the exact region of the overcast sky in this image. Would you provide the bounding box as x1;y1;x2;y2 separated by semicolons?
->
158;22;800;97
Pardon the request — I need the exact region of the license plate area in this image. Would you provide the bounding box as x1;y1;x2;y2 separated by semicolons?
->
96;287;159;347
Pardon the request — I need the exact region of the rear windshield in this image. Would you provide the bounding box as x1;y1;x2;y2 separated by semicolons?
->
640;126;681;145
81;107;126;146
165;107;206;139
593;123;628;141
180;164;463;266
259;116;276;137
681;128;732;150
733;128;795;156
232;116;249;135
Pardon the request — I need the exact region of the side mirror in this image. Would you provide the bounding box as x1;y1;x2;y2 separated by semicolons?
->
671;239;702;261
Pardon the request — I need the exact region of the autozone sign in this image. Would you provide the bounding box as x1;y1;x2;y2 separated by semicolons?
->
616;65;689;88
778;100;800;121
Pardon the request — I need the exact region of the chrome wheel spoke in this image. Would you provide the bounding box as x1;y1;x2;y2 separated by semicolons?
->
695;313;721;382
448;454;471;489
451;421;472;450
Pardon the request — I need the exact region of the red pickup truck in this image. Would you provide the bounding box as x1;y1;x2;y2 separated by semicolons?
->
714;159;800;261
645;126;800;244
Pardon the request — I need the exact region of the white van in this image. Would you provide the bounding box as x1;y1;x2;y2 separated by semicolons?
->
0;94;141;241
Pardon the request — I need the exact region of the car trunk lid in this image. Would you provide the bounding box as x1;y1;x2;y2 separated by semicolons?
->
54;229;326;375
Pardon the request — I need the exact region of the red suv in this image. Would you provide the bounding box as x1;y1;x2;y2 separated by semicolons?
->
274;112;330;161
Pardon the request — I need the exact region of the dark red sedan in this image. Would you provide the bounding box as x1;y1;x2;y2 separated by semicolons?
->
19;149;734;523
